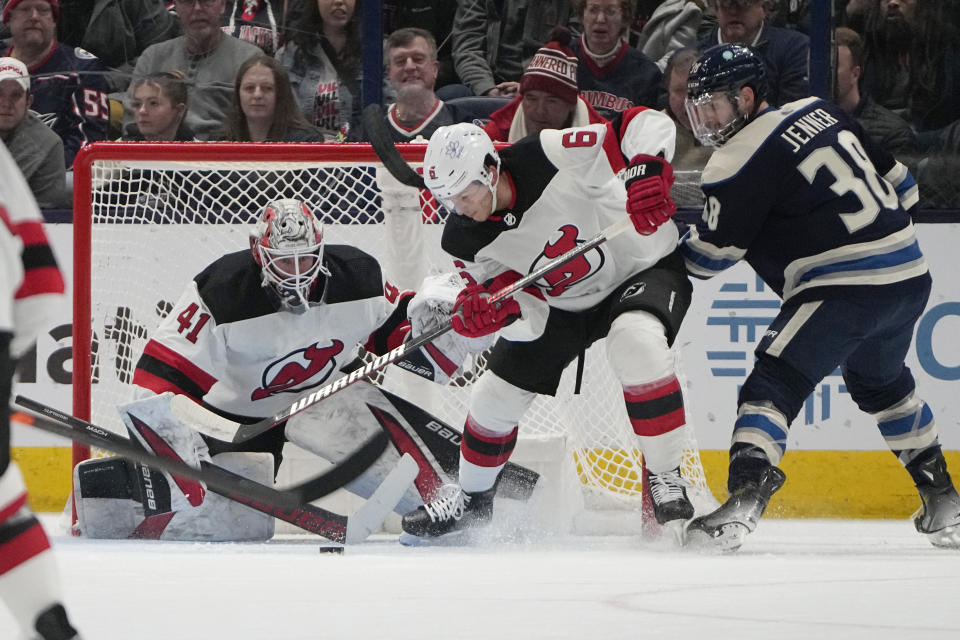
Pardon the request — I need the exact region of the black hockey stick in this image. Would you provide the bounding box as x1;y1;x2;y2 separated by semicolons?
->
172;215;635;444
14;395;403;543
362;103;426;188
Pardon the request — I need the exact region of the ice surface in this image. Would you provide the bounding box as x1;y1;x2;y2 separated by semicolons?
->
3;518;959;639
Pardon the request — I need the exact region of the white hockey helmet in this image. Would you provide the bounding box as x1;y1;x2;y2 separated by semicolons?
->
250;199;329;313
423;123;501;214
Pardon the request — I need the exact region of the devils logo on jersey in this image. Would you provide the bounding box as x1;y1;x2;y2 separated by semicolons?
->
530;225;604;296
251;340;345;400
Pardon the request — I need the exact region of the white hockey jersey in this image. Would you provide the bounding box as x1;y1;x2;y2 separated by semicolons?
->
442;111;678;340
133;246;411;422
0;141;66;355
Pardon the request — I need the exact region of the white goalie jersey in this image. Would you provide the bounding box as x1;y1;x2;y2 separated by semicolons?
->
132;245;412;420
441;111;678;340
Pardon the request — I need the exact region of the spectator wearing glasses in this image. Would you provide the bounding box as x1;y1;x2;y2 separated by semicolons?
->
129;0;261;140
570;0;662;118
699;0;809;107
2;0;111;168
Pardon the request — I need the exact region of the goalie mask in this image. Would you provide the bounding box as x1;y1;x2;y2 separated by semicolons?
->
250;199;330;313
685;44;768;147
423;123;501;217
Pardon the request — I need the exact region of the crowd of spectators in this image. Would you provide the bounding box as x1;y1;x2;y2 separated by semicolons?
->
0;0;957;210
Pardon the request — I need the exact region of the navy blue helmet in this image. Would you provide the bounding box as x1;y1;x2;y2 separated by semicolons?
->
685;44;768;146
687;44;768;104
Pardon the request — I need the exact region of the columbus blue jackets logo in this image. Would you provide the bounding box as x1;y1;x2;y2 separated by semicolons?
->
530;224;604;296
251;341;344;400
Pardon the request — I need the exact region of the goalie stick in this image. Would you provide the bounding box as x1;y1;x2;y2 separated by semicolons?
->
171;214;635;444
14;395;417;543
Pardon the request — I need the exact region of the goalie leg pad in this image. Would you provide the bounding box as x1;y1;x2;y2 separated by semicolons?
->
118;392;211;511
161;452;276;542
287;381;439;514
75;453;276;541
74;457;141;539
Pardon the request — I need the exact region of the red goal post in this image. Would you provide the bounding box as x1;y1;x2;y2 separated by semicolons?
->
72;141;714;535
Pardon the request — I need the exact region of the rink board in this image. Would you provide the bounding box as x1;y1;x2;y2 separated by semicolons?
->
10;221;960;517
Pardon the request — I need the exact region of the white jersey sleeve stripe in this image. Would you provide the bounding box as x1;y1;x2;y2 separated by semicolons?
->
679;226;747;279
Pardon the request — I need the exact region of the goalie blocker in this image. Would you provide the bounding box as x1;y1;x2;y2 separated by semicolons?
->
75;383;538;540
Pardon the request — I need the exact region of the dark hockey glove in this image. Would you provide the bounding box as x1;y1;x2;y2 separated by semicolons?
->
451;284;521;338
624;154;677;236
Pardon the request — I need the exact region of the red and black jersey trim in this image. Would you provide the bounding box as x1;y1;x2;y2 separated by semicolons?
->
133;340;217;400
20;244;59;271
11;219;65;299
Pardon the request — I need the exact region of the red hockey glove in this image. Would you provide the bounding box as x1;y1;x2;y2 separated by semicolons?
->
624;154;677;236
451;284;521;338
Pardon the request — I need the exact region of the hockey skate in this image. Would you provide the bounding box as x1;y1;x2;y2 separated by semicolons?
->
910;454;960;549
685;466;786;552
401;484;495;539
34;604;81;640
647;467;695;543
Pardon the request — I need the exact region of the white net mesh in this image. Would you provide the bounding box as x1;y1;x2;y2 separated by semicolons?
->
74;142;715;534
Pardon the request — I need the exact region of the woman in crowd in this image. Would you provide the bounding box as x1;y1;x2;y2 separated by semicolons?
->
569;0;662;118
276;0;362;141
123;71;197;141
220;55;323;142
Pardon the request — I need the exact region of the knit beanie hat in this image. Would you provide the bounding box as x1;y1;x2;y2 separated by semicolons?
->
520;26;579;105
2;0;60;22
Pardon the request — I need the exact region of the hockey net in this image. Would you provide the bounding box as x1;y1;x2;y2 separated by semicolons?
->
72;142;715;535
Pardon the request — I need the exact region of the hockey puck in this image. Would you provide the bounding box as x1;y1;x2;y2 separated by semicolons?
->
319;546;344;554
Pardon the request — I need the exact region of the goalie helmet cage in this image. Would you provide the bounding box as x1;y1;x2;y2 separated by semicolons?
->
72;141;715;536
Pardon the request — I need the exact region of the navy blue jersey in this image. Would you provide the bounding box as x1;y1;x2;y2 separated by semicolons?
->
571;38;662;117
680;97;924;302
10;42;111;168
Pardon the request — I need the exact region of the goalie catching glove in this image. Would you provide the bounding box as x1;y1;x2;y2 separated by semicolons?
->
401;272;495;384
452;283;521;338
624;154;677;236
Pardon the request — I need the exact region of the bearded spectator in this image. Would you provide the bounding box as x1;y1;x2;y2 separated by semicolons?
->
861;0;960;133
